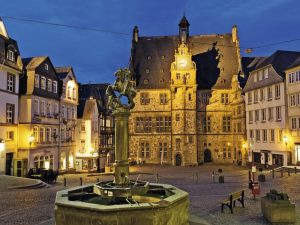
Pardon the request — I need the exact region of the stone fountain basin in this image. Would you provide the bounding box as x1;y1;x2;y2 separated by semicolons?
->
55;183;189;225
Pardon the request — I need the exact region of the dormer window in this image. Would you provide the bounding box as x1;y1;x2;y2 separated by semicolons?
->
45;64;49;71
145;69;150;74
147;56;151;60
41;77;46;90
161;55;165;60
7;50;15;62
47;79;52;92
143;79;149;85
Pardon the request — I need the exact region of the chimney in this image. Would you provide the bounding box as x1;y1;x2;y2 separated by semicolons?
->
133;26;139;43
232;25;238;43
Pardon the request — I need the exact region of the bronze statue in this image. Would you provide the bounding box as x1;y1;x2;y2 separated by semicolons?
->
106;68;136;111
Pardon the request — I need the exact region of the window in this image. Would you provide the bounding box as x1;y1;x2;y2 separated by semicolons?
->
141;142;150;158
207;117;211;132
6;131;14;140
145;68;150;73
40;127;45;143
254;90;258;103
140;93;150;105
46;102;51;116
33;99;39;115
222;116;231;132
267;87;272;100
136;117;152;133
160;93;168;105
7;73;15;92
268;108;273;121
263;129;267;142
221;93;229;104
249;130;254;139
41;77;46;90
6;104;15;124
237;122;242;132
264;68;269;79
258;70;263;80
291;118;297;129
275;85;280;99
262;108;266;122
188;93;192;101
290;95;296;106
270;129;275;142
143;79;149;84
45;64;49;70
176;114;180;121
67;107;70;119
47;79;52;92
247;92;252;104
46;128;51;143
255;110;259;122
71;107;75;119
176;73;180;80
227;148;232;159
156;116;171;132
278;130;282;142
237;106;241;115
276;106;281;121
52;128;58;143
260;89;265;101
72;88;76;100
159;142;168;158
80;140;85;152
67;86;72;99
34;74;40;88
256;130;260;142
40;101;45;115
249;111;253;124
53;81;58;93
32;126;38;142
7;49;15;61
54;103;59;116
201;93;210;104
223;148;227;159
253;72;257;82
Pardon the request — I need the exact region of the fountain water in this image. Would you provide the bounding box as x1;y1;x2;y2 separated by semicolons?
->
55;69;189;225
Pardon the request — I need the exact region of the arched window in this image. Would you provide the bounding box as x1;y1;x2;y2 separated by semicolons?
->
34;156;39;168
39;156;44;168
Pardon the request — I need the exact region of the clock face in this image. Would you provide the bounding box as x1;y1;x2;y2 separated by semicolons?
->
179;59;187;67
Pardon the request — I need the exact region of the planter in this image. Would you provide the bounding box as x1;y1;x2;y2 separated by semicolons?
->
261;197;296;223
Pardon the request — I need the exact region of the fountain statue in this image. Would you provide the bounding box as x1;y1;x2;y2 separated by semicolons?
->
55;69;189;225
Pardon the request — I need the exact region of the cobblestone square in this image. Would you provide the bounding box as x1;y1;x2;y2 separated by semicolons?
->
0;164;300;225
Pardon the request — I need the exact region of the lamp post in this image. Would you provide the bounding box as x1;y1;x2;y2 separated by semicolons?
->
283;135;288;165
242;143;247;165
28;135;34;151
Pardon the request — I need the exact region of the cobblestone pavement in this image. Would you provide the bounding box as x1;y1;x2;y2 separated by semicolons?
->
0;164;299;225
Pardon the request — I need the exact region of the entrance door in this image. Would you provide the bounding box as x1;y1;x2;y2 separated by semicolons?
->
16;160;22;177
5;153;13;175
204;149;212;162
175;154;182;166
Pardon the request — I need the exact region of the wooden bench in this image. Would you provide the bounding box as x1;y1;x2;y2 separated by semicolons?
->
220;190;245;213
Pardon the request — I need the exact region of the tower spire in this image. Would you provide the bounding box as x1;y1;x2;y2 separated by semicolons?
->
178;15;190;44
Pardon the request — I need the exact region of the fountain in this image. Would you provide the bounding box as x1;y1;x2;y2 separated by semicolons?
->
55;69;189;225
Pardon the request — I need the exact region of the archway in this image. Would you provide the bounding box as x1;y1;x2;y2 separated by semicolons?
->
204;149;212;162
175;153;182;166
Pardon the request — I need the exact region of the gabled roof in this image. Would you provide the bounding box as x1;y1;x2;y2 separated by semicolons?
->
131;33;240;90
178;15;190;28
22;56;48;70
254;50;300;77
286;56;300;70
79;83;110;113
55;66;77;82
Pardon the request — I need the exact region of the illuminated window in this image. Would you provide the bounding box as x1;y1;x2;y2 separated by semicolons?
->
159;142;167;158
7;73;15;92
40;127;45;143
33;126;39;142
45;64;48;70
41;77;46;90
6;104;15;124
46;128;51;143
47;79;52;92
34;74;39;88
140;93;150;105
141;142;150;158
53;81;58;93
7;49;15;61
160;93;168;104
33;99;39;115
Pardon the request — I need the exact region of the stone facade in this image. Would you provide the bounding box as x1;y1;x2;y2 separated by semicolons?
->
129;16;246;166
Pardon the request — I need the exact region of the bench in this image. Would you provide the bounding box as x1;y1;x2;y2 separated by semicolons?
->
220;190;245;213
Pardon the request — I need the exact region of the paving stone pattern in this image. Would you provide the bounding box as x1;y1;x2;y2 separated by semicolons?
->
0;164;300;225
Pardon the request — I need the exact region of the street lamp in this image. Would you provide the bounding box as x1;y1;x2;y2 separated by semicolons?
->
283;136;288;146
28;135;34;150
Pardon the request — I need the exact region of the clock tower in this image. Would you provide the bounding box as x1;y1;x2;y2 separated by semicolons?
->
170;17;198;165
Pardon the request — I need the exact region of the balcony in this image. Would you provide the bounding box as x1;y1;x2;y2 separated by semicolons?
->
100;126;114;134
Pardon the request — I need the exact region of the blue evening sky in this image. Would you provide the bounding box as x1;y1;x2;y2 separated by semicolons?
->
0;0;299;84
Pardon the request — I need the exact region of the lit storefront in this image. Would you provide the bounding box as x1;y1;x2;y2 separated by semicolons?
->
75;152;99;172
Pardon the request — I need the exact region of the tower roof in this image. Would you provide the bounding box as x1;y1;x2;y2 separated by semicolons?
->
178;15;190;28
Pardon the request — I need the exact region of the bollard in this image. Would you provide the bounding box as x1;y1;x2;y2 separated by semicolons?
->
295;166;297;174
64;177;67;187
281;169;283;177
196;172;199;184
80;177;83;186
272;169;275;179
288;170;290;176
248;170;251;181
155;174;159;183
97;177;100;183
212;171;215;183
